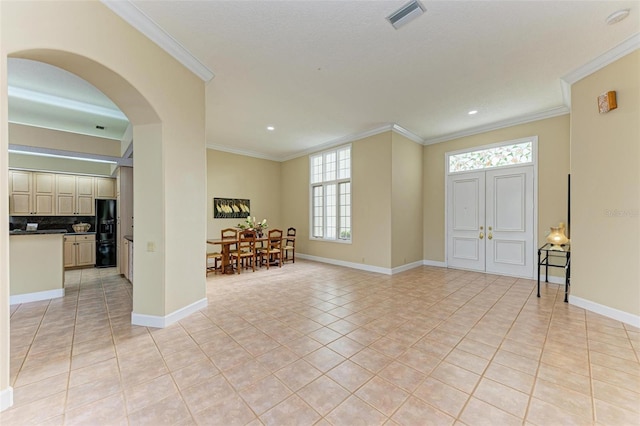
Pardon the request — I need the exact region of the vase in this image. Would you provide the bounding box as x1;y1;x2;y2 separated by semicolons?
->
546;222;569;250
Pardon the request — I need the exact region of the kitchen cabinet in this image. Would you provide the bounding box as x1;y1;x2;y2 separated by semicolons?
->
95;177;117;199
56;174;95;215
122;237;133;283
64;234;96;268
9;170;56;215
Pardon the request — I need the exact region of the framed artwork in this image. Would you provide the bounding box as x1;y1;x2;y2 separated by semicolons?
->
214;198;250;219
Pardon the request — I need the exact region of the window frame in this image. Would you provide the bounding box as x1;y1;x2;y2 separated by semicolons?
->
309;144;352;243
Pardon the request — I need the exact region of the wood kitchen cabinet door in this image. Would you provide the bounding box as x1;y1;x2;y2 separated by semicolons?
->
9;170;56;215
56;174;95;215
76;238;95;266
95;177;116;199
63;236;77;268
64;234;95;268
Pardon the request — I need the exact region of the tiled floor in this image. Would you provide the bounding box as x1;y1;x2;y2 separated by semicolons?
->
2;261;640;425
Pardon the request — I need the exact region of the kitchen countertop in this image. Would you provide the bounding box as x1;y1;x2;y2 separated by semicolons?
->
65;232;97;235
10;229;68;236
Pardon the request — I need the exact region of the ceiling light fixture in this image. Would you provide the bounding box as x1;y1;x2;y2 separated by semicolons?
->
468;110;478;115
267;126;275;131
605;9;630;25
8;149;118;164
387;0;426;30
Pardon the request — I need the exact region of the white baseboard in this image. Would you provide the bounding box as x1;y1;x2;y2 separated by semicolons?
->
0;387;13;412
569;296;640;328
297;254;444;275
297;253;392;274
10;288;65;305
391;261;425;275
423;259;446;268
131;297;208;328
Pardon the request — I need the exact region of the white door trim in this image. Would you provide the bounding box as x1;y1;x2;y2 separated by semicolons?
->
444;136;538;277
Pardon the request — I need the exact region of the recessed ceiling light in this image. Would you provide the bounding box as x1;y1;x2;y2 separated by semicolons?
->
267;126;275;131
468;110;478;115
606;9;630;25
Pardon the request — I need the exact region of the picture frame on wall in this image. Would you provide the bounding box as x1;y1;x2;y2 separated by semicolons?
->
214;198;250;219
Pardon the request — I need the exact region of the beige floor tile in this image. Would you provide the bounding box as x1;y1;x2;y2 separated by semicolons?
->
473;377;529;418
303;347;346;372
180;374;235;413
431;361;480;394
193;393;257;425
298;375;350;416
326;359;374;392
239;374;292;415
392;395;455;426
64;392;127;426
274;359;322;391
6;264;640;425
355;376;409;417
378;360;426;393
260;394;321;426
459;397;521;426
325;395;387;426
413;377;469;418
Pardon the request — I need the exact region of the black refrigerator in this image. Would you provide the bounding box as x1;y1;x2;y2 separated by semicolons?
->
95;199;117;267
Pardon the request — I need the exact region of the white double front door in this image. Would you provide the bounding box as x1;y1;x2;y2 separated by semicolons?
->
447;165;534;278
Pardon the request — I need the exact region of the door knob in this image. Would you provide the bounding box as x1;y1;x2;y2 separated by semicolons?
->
479;232;484;240
488;232;493;240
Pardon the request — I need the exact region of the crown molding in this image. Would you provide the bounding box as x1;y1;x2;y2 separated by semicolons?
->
101;0;214;82
423;106;569;145
561;32;640;85
391;124;424;144
206;143;281;162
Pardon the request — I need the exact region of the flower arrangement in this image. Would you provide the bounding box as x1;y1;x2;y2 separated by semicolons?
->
238;216;268;232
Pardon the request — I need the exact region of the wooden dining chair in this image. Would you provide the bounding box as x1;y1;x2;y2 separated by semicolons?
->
206;228;239;275
230;229;257;273
283;227;296;263
258;228;283;269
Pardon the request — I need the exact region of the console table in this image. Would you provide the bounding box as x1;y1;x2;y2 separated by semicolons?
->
537;243;570;302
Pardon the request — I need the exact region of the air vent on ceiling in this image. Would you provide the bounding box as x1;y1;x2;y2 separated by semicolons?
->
387;0;425;30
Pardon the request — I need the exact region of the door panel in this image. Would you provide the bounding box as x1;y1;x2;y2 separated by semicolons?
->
448;165;534;278
447;172;485;271
486;166;534;277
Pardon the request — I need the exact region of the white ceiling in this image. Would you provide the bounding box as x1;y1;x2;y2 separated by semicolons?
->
8;1;640;161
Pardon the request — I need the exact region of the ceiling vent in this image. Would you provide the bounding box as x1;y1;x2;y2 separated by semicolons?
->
387;0;425;30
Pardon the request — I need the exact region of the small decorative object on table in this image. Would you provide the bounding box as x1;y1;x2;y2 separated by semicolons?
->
546;222;569;251
238;217;268;237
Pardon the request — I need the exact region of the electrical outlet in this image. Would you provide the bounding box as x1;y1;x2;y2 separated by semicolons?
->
147;242;155;252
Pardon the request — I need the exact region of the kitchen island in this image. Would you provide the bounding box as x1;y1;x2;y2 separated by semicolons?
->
9;229;66;304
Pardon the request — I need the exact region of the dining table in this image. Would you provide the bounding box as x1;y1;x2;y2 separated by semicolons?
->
207;234;294;274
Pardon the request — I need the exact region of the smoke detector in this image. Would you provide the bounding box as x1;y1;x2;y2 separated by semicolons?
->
387;0;426;30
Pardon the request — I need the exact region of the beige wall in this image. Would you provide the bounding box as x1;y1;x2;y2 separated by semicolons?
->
206;149;282;238
9;123;121;156
570;50;639;316
391;132;423;267
0;0;9;401
423;115;571;266
1;0;207;399
282;132;393;268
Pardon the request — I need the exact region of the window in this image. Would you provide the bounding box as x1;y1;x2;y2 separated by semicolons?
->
448;140;533;173
310;145;351;241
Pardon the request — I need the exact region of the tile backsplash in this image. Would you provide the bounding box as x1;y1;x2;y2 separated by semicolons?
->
10;216;96;233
